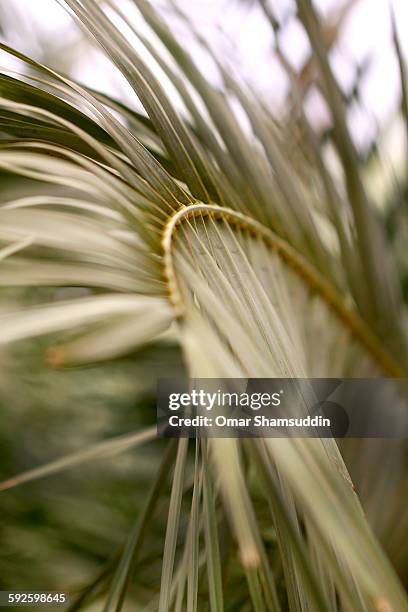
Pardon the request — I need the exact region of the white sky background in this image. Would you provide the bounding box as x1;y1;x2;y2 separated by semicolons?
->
1;0;407;154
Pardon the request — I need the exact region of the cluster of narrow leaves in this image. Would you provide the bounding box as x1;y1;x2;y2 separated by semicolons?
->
0;0;407;610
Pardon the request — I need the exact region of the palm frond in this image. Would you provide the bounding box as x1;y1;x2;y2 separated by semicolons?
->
0;0;407;610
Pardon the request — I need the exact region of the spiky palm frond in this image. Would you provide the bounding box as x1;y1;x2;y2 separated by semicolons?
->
0;0;407;610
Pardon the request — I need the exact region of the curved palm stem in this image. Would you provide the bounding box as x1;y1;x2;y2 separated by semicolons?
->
162;202;405;377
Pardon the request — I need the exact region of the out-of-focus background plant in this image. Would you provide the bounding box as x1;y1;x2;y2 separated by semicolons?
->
0;1;407;610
